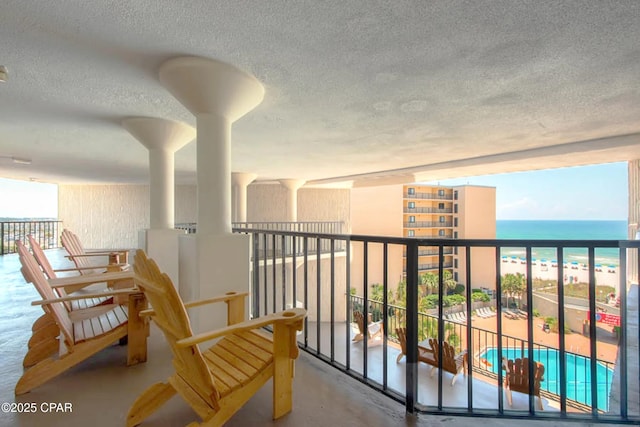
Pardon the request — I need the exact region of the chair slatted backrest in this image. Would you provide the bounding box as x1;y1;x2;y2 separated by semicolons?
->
61;229;95;273
28;234;73;311
353;311;366;335
396;327;407;355
17;240;75;350
429;339;458;373
133;250;220;408
505;357;544;396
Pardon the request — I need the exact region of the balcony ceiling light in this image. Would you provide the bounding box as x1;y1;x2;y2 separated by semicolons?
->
0;155;32;165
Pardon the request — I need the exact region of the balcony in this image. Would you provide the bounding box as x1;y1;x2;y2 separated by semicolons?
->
404;221;454;228
404;207;453;214
2;228;638;425
404;192;454;200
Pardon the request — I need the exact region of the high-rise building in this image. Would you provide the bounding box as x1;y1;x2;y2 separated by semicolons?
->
350;183;496;291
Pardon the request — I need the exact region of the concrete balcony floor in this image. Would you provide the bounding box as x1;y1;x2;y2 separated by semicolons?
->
0;249;626;426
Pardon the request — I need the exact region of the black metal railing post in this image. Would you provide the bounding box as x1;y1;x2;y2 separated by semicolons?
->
405;240;419;414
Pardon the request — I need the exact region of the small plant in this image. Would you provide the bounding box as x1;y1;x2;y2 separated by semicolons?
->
532;308;540;317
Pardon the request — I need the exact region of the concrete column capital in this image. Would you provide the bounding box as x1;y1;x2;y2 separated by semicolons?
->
232;172;258;188
279;179;306;191
122;117;195;152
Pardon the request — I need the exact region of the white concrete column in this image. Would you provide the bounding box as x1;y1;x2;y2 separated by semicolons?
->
232;172;257;223
160;56;264;236
122;117;195;284
159;56;264;337
197;114;232;234
279;179;306;222
122;117;195;229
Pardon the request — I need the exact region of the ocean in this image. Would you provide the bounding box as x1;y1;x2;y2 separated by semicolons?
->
497;220;628;266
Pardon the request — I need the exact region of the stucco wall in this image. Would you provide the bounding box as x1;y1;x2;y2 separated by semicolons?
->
58;183;348;247
58;184;197;248
247;184;350;224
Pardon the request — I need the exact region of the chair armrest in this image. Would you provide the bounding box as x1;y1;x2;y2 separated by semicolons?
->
31;288;139;305
66;253;119;259
85;248;131;254
176;308;306;348
53;264;129;273
49;270;134;289
139;291;248;317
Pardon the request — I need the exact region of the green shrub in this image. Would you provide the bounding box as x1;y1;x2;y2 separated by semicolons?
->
452;284;466;295
471;292;490;302
446;294;466;306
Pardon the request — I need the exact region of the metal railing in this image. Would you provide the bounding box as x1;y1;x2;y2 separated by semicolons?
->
176;221;346;256
404;192;453;200
404;221;453;228
242;227;639;423
0;220;62;255
353;295;616;412
404;207;453;214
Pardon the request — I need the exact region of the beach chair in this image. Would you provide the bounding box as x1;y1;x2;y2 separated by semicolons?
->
60;228;132;275
503;357;545;410
395;327;436;365
428;338;468;386
127;250;306;427
29;234;127;281
15;245;148;395
458;312;467;324
352;310;383;345
17;240;136;368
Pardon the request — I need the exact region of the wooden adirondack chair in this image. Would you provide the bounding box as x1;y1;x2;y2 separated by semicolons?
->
127;250;306;427
428;338;468;386
395;327;436;364
29;233;127;282
15;244;148;395
17;240;136;368
352;310;383;345
503;357;545;410
60;228;131;274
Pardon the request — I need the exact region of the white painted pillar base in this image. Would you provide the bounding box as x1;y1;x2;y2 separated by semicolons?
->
138;228;186;286
179;233;251;343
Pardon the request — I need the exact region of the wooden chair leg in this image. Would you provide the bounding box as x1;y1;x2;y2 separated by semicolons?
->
126;292;149;366
396;353;404;363
127;382;177;427
273;323;295;420
536;396;544;411
505;388;513;407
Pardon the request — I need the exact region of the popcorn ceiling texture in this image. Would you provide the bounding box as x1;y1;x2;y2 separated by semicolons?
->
2;1;639;186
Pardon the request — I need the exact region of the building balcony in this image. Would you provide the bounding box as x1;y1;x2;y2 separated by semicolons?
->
403;207;453;214
404;221;454;228
404;192;454;200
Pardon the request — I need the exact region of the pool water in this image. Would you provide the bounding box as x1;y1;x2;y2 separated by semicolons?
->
480;347;613;411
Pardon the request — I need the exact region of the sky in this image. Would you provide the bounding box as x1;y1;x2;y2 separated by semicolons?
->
0;177;58;218
425;162;628;220
0;161;629;220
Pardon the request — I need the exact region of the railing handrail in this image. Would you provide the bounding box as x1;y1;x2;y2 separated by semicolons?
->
231;226;638;421
0;219;63;255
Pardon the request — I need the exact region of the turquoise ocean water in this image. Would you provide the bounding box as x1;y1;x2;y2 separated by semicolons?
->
497;220;627;266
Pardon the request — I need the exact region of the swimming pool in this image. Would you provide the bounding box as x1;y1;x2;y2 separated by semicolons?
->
480;347;613;411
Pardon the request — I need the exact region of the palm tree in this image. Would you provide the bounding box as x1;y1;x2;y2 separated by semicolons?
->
420;272;438;296
502;272;526;308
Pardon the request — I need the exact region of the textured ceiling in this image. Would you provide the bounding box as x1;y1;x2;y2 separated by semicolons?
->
0;0;639;186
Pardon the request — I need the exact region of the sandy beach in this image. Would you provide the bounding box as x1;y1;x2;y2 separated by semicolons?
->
499;257;619;289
